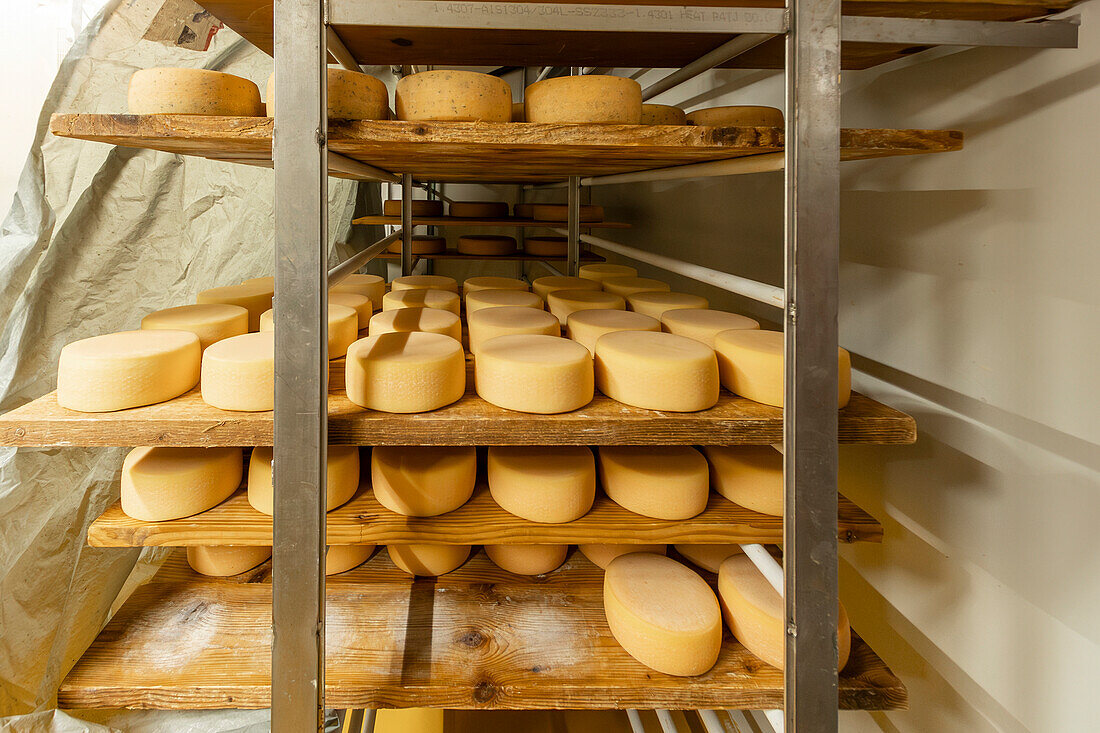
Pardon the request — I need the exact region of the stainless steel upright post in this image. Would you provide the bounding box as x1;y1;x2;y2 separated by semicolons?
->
566;175;581;276
783;0;841;727
401;173;414;276
272;0;328;730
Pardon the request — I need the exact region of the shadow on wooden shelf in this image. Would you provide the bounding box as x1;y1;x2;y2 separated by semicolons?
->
373;248;606;263
352;215;629;229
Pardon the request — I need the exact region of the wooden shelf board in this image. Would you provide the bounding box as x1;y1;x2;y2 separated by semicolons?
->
352;216;629;229
58;551;907;710
372;248;605;262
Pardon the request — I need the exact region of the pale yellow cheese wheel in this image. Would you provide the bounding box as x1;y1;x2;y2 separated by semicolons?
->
704;445;783;516
266;68;387;119
547;289;625;326
368;307;462;343
474;334;593;414
396;70;511;122
242;275;274;289
486;544;569;575
462;276;528;296
187;546;271;577
371;446;476;517
387;235;447;255
594;331;719;412
511;101;526;122
382;288;461;316
388;544;472;576
686;105;784;127
565;309;661;355
326;545;375;575
523;236;568;257
200;332;274;411
487;445;595;523
531;275;601;300
382;199;445;217
627;291;709;319
601;276;670;298
57;330;200;412
604;553;722;676
718;553;851;671
467;306;559;353
598;446;709;520
258;303;358;359
714;329;851;408
531;204;604;222
674;544;744;574
660;309;760;348
457;235;517;256
525;75;641;124
197;282;274;332
578;263;638;283
579;543;665;570
329;291;373;329
330;274;385;309
449;201;509;218
391;274;459;293
247;445;360;516
141;304;248;351
345;332;465;413
514;202;535;219
465;289;543;317
641;103;687;125
128;68;262;116
121;446;243;522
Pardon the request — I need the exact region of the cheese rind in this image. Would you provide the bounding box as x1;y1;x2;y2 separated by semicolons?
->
382;289;461;315
674;544;744;574
627;291;709;319
513;203;535;219
594;331;719;412
196;282;273;331
474;335;593;413
641;104;687;125
266;68;387;119
565;309;661;354
686;105;784;127
523;236;568;257
141;304;249;351
326;545;375;575
465;289;543;317
487;445;596;523
486;544;569;575
200;332;274;411
386;235;447;255
578;263;638;283
345;332;466;413
531;204;603;222
128;68;262;116
467;306;559;353
371;446;476;517
660;309;760;348
598;446;709;520
391;274;459;293
578;544;665;570
330;274;385;310
714;329;851;408
547;289;626;326
121;446;243;521
247;445;360;515
187;546;271;577
456;235;517;256
369;307;462;342
532;275;601;300
329;291;373;329
462;276;529;296
525;75;642;124
601;276;671;298
259;304;358;359
388;544;472;576
383;199;444;217
704;445;783;516
449;201;510;218
396;70;511;122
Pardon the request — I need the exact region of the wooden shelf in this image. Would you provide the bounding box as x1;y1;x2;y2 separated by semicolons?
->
373;248;606;262
57;551;908;710
49;116;963;183
352;215;629;229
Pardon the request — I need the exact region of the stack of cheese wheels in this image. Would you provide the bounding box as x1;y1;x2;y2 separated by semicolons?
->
487;445;596;523
187;546;271;577
258;303;358;359
467;307;559;353
457;235;517;256
466;289;543;316
462;276;528;296
382;288;461;315
686;105;784;127
329;292;373;329
604;553;722;676
396;70;511;122
719;553;851;670
598;446;709;520
474;334;593;413
141;304;248;351
547;289;625;326
392;274;458;293
331;274;385;309
371;446;476;516
486;545;569;576
388;544;472;576
627;291;709;319
594;331;719;411
200;331;274;411
566;309;661;354
266;68;387;119
641;103;687;125
532;275;601;301
660;309;760;347
579;544;666;569
714;329;851;408
531;204;604;222
383;199;445;217
514;203;535;218
523;236;568;257
601;276;670;298
128;68;263;116
57;330;201;412
674;544;744;573
579;263;637;283
511;102;526;122
197;281;273;332
450;201;509;218
525;75;642;124
704;445;783;516
121;446;243;521
346;331;465;413
368;307;462;342
326;545;374;575
248;445;360;515
387;235;447;255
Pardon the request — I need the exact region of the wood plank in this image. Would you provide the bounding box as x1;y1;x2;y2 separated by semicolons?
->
57;550;908;710
372;248;606;262
352;216;629;229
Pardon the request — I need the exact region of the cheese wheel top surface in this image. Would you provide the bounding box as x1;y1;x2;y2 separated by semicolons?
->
607;553;719;630
601;276;671;297
686;105;784;127
140;304;249;350
382;289;461;315
128;68;262;116
463;276;528;295
477;333;589;365
62;329;198;362
392;274;459;293
396;70;511;122
566;308;662;353
242;276;274;288
350;330;462;364
467;306;560;353
532;275;601;300
596;329;714;364
674;544;744;574
329;292;373;329
368;307;461;341
466;289;543;315
202;331;274;364
331;273;385;307
660;309;760;347
548;289;625;312
578;263;638;282
627;291;709;319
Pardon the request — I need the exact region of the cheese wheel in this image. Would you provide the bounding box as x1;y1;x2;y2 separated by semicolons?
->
382;199;445;218
468;307;559;353
627;291;709;320
565;309;661;355
368;307;462;343
487;445;595;523
200;332;274;411
486;544;568;575
457;235;517;256
547;289;625;326
396;70;511;122
128;68;262;116
242;275;274;289
391;274;459;293
465;289;543;317
387;235;447;255
462;276;528;296
326;545;374;575
595;331;719;411
371;446;476;517
196;282;273;332
330;274;385;310
329;291;373;329
345;332;465;413
674;544;744;574
388;544;472;576
474;335;593;414
641;103;687;125
714;329;851;408
601;276;670;298
449;201;509;218
382;289;461;315
687;105;784;127
57;330;200;413
266;68;387;119
531;204;604;222
579;544;666;570
525;75;641;124
578;263;638;283
141;304;249;351
604;553;722;676
514;202;535;218
598;446;709;520
660;309;760;348
523;236;568;257
121;446;243;522
187;546;271;577
718;553;851;671
258;304;358;359
703;445;783;516
511;101;526;122
247;445;360;515
531;275;600;300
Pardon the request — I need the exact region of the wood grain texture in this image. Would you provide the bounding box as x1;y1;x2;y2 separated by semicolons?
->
57;551;908;710
352;216;628;229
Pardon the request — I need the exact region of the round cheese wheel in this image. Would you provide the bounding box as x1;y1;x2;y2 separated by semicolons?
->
449;201;509;218
641;103;687;125
531;275;600;300
704;445;783;516
345;331;465;413
382;288;461;315
468;307;559;353
141;304;248;351
462;276;528;296
371;446;476;517
388;544;472;576
686;105;784;127
258;303;358;359
598;446;709;520
578;263;637;283
525;75;641;124
128;68;262;116
579;544;665;570
368;307;462;343
627;291;709;320
523;236;568;257
465;289;543;317
200;332;274;411
604;553;722;676
660;309;760;347
718;553;851;671
474;334;593;414
487;445;595;523
486;544;569;575
514;202;535;218
386;235;447;255
531;204;604;222
594;331;719;412
242;275;274;288
247;445;360;516
565;309;661;355
547;289;625;326
457;235;517;256
391;274;458;293
674;544;744;574
326;545;374;575
330;274;385;310
196;282;273;332
396;70;511;122
601;276;670;298
266;68;387;119
121;446;243;521
57;330;200;412
382;199;445;217
187;546;271;577
714;329;851;408
329;291;373;330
